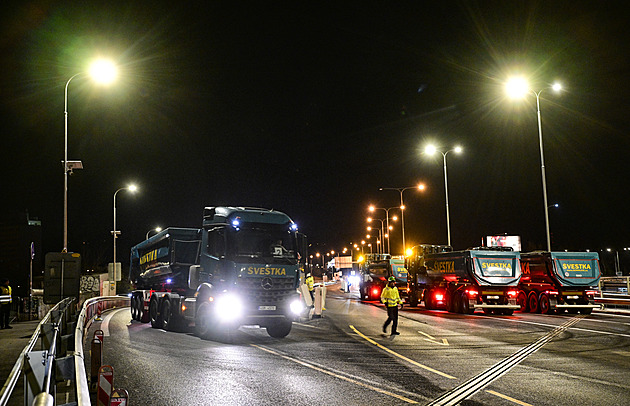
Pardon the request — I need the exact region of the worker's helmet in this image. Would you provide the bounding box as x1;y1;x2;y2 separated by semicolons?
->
306;273;311;278
387;276;396;282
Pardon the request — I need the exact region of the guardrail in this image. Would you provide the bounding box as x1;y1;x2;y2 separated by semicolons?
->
0;295;130;406
0;297;75;406
74;296;130;406
599;276;630;294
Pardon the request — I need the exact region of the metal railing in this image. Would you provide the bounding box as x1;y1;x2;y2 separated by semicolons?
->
0;295;130;406
0;297;75;406
596;276;630;309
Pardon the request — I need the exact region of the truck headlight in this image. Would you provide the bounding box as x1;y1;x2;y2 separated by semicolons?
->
215;293;243;321
290;299;303;315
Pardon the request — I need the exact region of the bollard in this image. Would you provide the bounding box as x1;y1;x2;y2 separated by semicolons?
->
109;388;129;406
97;365;114;406
90;337;103;388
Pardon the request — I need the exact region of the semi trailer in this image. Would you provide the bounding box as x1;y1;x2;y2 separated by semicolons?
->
129;207;307;339
518;251;601;314
423;247;522;315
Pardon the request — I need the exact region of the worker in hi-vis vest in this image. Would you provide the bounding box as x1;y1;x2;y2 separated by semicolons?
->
381;276;402;336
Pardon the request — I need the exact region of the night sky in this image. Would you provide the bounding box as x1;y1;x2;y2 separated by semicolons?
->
1;1;629;270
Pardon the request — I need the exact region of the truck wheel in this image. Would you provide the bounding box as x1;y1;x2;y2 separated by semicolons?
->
517;291;528;312
460;292;473;314
161;299;175;331
266;320;293;338
409;292;418;307
528;292;539;313
149;297;163;329
424;290;433;310
539;294;553;315
195;301;214;339
131;296;139;321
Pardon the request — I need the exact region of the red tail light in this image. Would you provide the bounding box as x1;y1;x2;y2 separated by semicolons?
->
585;290;598;296
435;293;444;301
465;289;478;297
372;288;380;296
546;291;559;296
507;290;518;298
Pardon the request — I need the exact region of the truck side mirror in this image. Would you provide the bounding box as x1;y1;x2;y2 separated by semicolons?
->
189;265;201;289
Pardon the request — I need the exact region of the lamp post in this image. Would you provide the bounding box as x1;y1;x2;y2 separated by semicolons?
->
113;185;137;278
424;145;462;246
146;227;162;240
376;184;424;255
368;207;400;254
63;59;117;252
506;77;562;251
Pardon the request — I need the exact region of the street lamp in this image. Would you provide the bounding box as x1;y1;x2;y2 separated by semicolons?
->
146;227;162;239
377;184;425;254
424;144;462;246
63;58;118;252
368;207;400;254
113;184;137;279
506;76;562;251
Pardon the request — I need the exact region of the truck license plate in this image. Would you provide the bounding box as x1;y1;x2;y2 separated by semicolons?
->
258;306;276;311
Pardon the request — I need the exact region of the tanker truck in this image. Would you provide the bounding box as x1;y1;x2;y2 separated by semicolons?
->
129;207;307;339
423;247;522;315
518;251;601;314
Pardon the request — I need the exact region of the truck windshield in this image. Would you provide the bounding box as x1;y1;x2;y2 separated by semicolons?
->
227;223;297;263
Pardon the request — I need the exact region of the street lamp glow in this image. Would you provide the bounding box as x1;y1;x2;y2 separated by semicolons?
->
89;59;118;85
552;82;562;92
454;146;463;154
425;145;437;155
505;76;529;99
128;184;138;192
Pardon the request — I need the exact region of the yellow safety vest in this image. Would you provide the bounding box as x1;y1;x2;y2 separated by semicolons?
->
381;285;402;307
305;276;314;292
0;285;11;303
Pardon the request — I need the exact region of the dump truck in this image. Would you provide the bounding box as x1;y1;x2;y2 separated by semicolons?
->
518;251;601;314
358;255;408;301
405;244;453;307
129;207;307;339
423;247;522;314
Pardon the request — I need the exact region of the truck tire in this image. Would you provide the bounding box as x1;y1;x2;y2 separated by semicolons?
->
131;296;139;321
424;290;433;310
161;299;176;331
266;320;293;338
409;291;418;307
149;297;163;329
195;301;214;340
460;292;474;314
539;294;553;315
517;291;528;312
528;292;539;313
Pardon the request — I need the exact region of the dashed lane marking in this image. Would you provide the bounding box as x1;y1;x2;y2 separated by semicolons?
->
349;325;457;379
250;344;420;404
486;390;533;406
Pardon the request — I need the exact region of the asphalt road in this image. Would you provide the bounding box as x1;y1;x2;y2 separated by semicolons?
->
87;285;630;405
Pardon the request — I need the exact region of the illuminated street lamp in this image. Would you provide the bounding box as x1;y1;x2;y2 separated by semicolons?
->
424;144;462;246
113;184;137;279
146;227;162;239
63;58;118;252
506;76;562;251
377;184;425;254
368;206;400;254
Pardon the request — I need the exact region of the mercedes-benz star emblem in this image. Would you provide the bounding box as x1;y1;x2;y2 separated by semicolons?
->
261;277;273;290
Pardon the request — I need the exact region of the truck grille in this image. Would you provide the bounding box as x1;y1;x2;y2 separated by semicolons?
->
238;277;296;305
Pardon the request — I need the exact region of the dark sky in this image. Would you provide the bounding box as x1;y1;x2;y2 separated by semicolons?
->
1;1;629;268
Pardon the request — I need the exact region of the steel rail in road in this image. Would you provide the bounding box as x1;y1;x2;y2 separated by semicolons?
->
426;315;585;406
